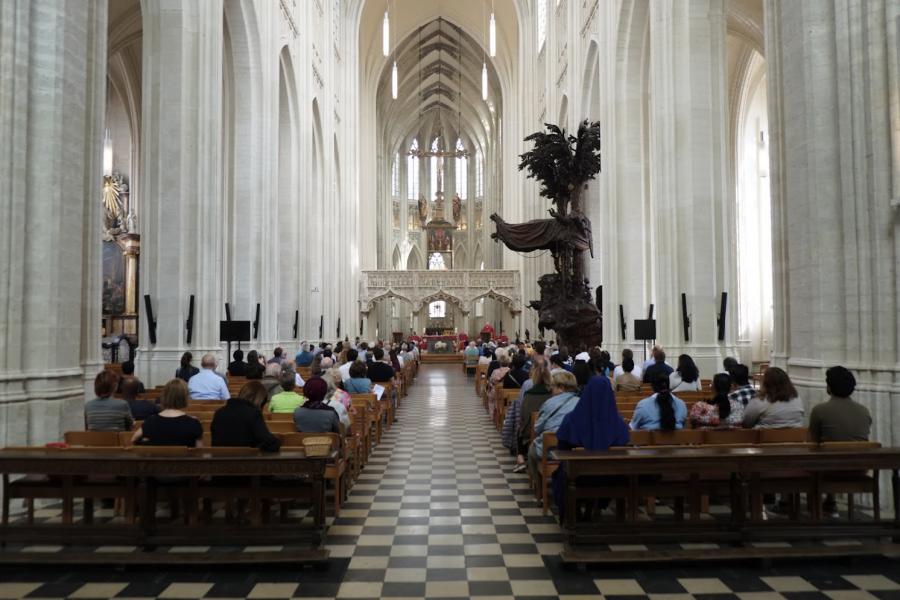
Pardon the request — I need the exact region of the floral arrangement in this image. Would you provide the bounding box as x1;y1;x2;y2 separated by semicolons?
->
434;341;448;352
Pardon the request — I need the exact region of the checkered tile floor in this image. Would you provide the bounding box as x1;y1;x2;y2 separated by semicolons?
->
2;365;900;599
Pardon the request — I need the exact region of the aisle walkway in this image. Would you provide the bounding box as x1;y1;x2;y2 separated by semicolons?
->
1;364;899;599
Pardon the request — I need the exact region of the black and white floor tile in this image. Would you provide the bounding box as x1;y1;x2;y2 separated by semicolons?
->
1;365;899;599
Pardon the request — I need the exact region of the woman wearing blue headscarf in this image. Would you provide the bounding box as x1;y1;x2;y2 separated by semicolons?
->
551;375;630;523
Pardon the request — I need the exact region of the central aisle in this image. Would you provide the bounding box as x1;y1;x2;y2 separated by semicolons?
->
327;364;564;598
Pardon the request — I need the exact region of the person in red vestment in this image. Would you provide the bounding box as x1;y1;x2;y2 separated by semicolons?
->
481;323;496;339
497;331;509;346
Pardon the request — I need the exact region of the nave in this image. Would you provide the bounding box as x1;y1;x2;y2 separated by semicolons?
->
2;365;900;599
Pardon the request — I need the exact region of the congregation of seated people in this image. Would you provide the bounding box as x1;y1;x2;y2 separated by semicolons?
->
477;338;874;521
84;338;421;451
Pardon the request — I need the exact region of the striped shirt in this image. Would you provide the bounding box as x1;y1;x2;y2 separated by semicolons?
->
84;397;134;432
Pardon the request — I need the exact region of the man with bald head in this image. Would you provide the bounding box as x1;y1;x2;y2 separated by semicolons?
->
188;353;230;400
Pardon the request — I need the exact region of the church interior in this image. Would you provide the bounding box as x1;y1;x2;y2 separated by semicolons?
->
1;0;900;596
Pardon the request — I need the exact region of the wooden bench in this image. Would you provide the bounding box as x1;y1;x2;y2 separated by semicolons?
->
554;445;900;563
280;432;347;517
474;363;488;400
0;447;330;562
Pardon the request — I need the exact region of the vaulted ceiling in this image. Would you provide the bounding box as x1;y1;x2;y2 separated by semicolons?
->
376;17;502;158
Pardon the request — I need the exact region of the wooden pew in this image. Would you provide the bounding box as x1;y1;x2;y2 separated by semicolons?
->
0;447;330;561
280;432;347;517
475;364;488;400
554;445;900;562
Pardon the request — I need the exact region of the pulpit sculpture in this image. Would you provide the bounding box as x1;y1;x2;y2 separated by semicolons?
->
490;121;603;350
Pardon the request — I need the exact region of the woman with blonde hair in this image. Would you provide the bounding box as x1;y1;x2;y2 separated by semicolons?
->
132;379;203;447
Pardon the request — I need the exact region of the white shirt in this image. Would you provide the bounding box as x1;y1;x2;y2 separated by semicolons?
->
613;364;643;380
325;397;350;428
670;371;701;392
339;361;353;382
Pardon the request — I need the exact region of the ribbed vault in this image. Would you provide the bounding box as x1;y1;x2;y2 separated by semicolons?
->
377;17;502;159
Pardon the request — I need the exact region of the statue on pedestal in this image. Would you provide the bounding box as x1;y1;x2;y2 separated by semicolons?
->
452;193;462;224
490;121;603;351
417;195;428;228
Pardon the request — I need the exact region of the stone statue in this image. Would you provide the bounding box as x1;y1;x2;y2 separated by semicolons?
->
452;193;462;224
491;121;603;351
417;195;428;227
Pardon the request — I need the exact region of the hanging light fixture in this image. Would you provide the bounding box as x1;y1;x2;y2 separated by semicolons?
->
488;3;496;57
391;60;398;99
481;62;488;101
382;6;390;57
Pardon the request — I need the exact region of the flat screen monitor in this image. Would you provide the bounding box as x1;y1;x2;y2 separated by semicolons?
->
220;320;251;342
634;319;657;341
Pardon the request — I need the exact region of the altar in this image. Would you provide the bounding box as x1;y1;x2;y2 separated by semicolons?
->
424;335;457;353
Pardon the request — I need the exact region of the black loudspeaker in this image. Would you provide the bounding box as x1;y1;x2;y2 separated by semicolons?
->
292;310;299;339
596;285;603;344
224;302;232;321
717;292;728;341
647;304;654;319
634;319;657;341
360;319;364;336
336;317;341;339
185;295;195;345
619;304;627;339
143;294;157;345
681;293;690;342
252;303;260;339
319;315;324;340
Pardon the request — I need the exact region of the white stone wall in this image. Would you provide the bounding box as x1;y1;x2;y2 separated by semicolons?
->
0;1;107;447
765;0;900;442
135;0;360;384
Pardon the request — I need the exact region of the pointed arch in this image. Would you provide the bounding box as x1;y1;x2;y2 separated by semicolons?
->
406;244;423;270
473;243;484;270
392;245;402;270
418;290;463;312
582;39;603;292
455;243;468;270
277;46;299;340
223;0;263;315
309;97;325;335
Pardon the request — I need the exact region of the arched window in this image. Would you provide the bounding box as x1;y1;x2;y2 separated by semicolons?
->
537;0;547;51
475;149;484;198
429;137;441;200
428;300;446;319
428;252;447;271
455;138;467;199
391;152;400;197
407;139;419;199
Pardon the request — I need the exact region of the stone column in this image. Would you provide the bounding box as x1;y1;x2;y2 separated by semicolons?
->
648;0;735;375
121;235;140;320
0;0;107;446
765;0;900;445
138;1;224;385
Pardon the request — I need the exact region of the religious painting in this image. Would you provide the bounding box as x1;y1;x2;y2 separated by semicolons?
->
427;227;452;253
102;240;126;316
